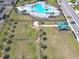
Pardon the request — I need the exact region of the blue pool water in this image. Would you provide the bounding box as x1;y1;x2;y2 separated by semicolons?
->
33;4;47;13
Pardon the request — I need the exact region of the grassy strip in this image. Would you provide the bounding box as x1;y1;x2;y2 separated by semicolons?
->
46;0;56;5
74;5;79;10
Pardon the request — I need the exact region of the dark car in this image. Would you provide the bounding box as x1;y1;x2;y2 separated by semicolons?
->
77;31;79;35
70;21;75;24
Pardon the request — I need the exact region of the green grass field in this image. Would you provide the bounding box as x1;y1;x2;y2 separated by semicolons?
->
74;5;79;10
7;22;37;59
9;38;37;59
0;22;37;59
46;0;57;5
41;27;79;59
69;0;76;3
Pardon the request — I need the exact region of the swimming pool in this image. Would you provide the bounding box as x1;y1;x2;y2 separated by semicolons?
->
16;1;60;18
33;4;46;13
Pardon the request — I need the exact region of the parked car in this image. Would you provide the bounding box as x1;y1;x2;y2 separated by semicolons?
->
77;31;79;35
70;21;75;24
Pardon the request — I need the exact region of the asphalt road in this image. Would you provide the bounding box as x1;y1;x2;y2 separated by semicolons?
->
57;0;79;42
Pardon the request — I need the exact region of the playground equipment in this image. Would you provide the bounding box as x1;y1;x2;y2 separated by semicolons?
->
56;22;69;30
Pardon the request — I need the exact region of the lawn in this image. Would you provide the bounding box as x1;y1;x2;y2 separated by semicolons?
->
69;0;76;3
74;5;79;10
41;27;79;59
13;22;36;40
9;39;37;59
46;0;57;5
0;21;37;59
7;22;38;59
0;0;38;59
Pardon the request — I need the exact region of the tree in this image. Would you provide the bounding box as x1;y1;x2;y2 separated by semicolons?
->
11;30;15;33
2;37;12;44
22;55;25;59
6;40;12;44
9;22;12;26
43;37;47;41
16;0;19;4
13;26;16;29
9;35;15;38
7;27;10;30
14;22;18;24
3;54;9;59
42;55;47;59
2;38;8;42
42;32;46;35
3;46;11;52
10;19;13;22
24;0;26;1
4;31;9;36
0;44;3;50
41;22;44;24
41;43;47;49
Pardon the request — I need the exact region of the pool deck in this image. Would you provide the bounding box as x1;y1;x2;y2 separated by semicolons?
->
16;1;61;18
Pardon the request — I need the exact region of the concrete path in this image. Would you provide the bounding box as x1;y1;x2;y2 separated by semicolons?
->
41;25;58;27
